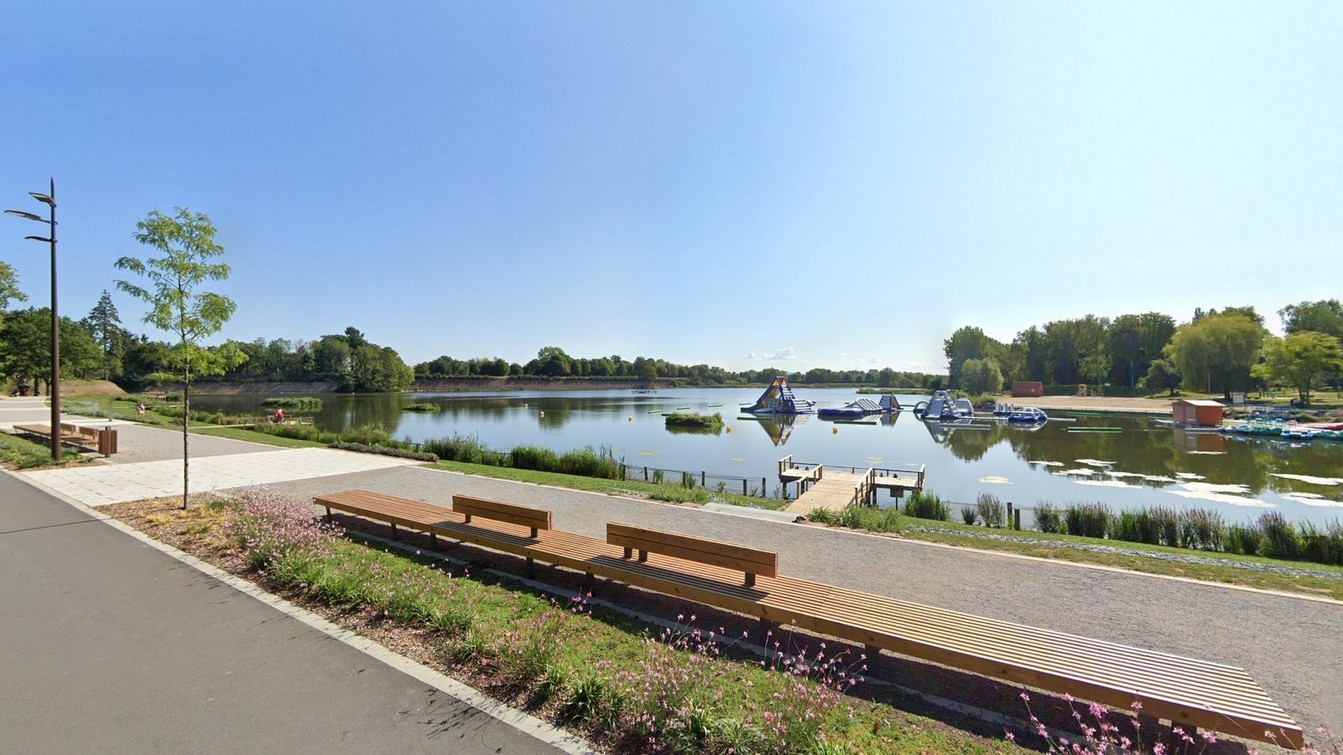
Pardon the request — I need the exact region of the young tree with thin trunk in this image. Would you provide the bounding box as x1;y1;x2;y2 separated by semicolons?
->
116;208;243;509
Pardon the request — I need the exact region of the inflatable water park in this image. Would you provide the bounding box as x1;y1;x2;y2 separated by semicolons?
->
740;377;817;414
914;391;1050;425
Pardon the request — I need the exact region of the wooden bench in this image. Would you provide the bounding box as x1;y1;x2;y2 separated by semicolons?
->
607;522;777;587
309;489;1304;748
14;423;101;453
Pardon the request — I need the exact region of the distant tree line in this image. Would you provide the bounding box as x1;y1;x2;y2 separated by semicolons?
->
944;300;1343;404
413;346;943;389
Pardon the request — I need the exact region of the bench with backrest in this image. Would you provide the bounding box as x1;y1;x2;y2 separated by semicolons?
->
454;495;552;538
308;488;1304;749
14;422;99;452
607;522;777;588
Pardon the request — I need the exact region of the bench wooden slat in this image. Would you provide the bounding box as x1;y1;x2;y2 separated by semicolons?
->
310;489;1304;749
452;495;551;536
607;522;777;578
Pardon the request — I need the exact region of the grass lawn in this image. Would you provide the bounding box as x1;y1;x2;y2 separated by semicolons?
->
191;426;327;448
887;516;1343;602
431;460;789;509
0;432;66;469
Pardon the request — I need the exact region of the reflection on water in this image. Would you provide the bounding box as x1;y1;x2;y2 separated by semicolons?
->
191;388;1343;524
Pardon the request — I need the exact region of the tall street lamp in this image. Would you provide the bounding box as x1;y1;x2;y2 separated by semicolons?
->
6;178;61;461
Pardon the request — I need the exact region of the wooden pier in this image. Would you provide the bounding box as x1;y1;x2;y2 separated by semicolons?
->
778;456;925;516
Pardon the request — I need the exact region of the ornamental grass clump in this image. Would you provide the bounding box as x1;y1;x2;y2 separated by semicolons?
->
1064;503;1111;538
1033;502;1064;534
975;493;1006;528
905;490;950;521
1178;508;1224;551
223;489;338;571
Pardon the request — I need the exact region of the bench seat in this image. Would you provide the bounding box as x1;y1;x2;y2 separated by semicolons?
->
312;489;1303;748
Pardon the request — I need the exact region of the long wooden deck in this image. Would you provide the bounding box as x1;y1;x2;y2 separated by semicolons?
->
785;471;866;516
778;456;925;515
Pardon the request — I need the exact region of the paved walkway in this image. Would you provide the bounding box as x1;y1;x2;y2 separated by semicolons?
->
23;447;420;505
0;471;573;754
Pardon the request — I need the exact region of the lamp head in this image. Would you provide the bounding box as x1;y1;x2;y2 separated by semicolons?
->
29;192;55;207
6;209;46;222
24;235;53;243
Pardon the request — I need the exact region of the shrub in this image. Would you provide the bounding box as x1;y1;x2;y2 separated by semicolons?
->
1226;524;1261;556
328;441;437;462
663;412;724;432
975;493;1005;528
1033;503;1063;534
1258;511;1300;560
422;433;507;465
960;506;979;525
510;444;561;473
905;491;950;521
560;445;620;479
401;402;442;412
261;396;322;410
1064;503;1111;539
1295;521;1343;567
222;489;338;571
1179;508;1225;551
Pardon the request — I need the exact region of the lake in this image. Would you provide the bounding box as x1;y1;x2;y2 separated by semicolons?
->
193;387;1343;525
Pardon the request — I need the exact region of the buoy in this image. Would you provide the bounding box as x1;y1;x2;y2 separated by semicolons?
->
832;427;838;434
539;411;544;417
628;416;632;422
725;426;731;433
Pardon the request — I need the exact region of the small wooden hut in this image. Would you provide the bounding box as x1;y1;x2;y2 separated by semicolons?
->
1172;399;1224;427
1011;381;1044;398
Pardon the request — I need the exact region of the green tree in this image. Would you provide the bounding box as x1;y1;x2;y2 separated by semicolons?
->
1279;300;1343;340
0;260;26;315
959;357;1003;395
943;326;1003;388
116;208;243;509
1257;332;1343;406
1165;313;1266;398
1141;358;1181;396
0;308;103;390
83;290;125;380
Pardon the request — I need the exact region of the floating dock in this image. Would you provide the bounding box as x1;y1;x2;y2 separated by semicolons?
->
778;455;926;516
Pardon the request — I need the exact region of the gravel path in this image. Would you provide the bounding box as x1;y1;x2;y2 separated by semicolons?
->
257;465;1343;740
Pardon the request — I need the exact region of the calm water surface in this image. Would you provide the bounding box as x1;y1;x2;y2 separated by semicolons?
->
195;388;1343;524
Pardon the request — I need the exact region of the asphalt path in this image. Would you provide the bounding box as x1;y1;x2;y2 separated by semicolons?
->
0;472;569;754
263;465;1343;739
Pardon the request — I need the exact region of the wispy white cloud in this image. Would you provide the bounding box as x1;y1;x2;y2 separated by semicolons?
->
762;346;798;361
743;351;756;360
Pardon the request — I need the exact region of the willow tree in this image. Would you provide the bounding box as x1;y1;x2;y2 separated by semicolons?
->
116;208;242;509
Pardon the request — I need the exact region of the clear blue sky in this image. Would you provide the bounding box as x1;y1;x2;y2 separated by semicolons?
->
4;2;1339;375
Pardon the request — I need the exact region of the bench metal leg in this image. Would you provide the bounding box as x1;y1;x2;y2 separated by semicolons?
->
583;572;596;591
622;546;633;559
390;523;398;540
744;573;756;588
638;549;648;563
526;556;535;578
429;532;437;547
324;506;331;521
529;526;538;538
464;514;472;524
